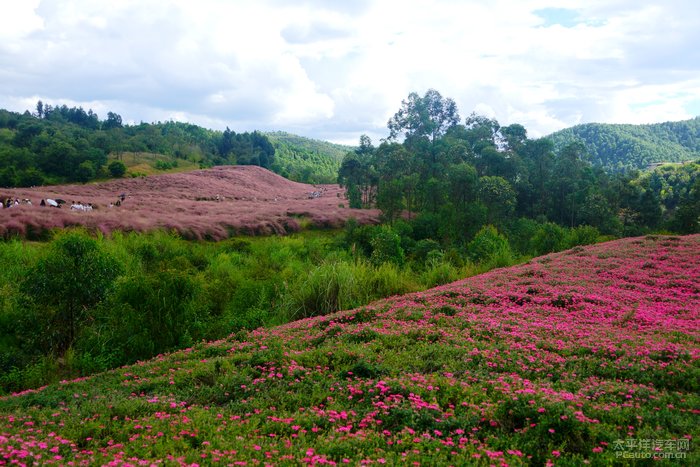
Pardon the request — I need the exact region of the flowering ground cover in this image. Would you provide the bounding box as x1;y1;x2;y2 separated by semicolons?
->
0;166;379;240
0;234;698;465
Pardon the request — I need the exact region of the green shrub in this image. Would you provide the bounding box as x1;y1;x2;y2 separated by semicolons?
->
467;225;513;266
420;259;460;288
22;230;123;354
370;226;405;265
507;217;541;256
531;222;567;255
367;262;416;298
108;160;127;177
411;239;442;264
284;260;362;319
565;225;601;248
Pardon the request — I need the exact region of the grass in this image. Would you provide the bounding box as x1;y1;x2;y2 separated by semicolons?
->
0;228;520;395
0;234;697;465
107;152;201;177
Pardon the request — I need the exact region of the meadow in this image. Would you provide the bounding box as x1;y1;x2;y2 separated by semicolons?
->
0;166;379;240
0;234;697;465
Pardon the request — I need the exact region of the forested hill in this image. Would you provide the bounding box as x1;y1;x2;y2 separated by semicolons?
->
0;105;350;187
266;131;354;183
546;117;700;171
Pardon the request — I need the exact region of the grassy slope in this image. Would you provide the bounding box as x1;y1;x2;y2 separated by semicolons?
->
106;152;201;177
0;166;379;240
104;133;352;183
0;235;698;465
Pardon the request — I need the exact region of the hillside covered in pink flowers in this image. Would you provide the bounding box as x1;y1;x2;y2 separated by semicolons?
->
0;166;380;239
0;235;698;465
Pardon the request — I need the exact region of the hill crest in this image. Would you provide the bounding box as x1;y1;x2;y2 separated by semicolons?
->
546;116;700;171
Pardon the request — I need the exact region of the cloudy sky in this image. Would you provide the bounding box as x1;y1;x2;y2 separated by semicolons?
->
1;0;699;144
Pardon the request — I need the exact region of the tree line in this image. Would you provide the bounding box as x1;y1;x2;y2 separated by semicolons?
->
0;103;275;187
339;89;700;244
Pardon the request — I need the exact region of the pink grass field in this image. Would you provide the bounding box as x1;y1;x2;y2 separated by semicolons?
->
0;166;380;239
0;235;698;465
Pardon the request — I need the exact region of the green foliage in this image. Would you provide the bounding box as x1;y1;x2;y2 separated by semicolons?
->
266;131;351;183
334;89;695;250
283;260;362;319
376;179;404;222
547;117;700;171
370;226;405;266
0;106;277;186
531;222;568;255
387;89;460;143
467;225;513;266
670;177;700;233
565;225;601;248
94;269;203;361
21;231;123;354
478;175;516;225
154;159;178;170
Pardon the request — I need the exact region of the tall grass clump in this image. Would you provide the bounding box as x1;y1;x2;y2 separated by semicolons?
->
283;260;363;319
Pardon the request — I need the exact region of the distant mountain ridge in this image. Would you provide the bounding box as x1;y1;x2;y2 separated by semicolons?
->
546;117;700;171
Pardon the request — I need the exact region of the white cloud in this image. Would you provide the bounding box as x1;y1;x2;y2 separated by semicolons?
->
0;0;698;143
0;0;44;43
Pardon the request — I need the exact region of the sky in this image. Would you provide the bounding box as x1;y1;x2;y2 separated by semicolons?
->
1;0;699;145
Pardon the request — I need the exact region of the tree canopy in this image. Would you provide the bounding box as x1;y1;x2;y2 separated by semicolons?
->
339;90;700;243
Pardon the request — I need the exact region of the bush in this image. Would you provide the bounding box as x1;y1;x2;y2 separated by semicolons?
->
367;262;416;298
76;160;95;182
467;225;513;266
411;239;442;264
108;160;127;178
91;269;204;362
370;226;405;266
22;230;123;354
420;259;460;288
506;217;541;256
531;222;567;255
565;225;600;248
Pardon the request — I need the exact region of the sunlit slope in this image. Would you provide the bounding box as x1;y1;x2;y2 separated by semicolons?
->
0;235;698;464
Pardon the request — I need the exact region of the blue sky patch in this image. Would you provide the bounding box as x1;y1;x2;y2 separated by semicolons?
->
534;8;582;28
685;99;700;117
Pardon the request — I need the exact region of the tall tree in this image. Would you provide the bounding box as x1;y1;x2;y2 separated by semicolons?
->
387;89;460;144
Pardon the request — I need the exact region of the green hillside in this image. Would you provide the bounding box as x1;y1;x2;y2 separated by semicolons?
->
266;131;354;184
546;117;700;171
0;105;347;188
1;235;698;465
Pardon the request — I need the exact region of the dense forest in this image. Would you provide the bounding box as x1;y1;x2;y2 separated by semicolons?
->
0;103;275;187
339;89;700;241
547;117;700;171
266;131;350;184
